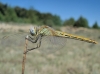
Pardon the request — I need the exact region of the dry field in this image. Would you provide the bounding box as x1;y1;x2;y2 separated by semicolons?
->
0;23;100;74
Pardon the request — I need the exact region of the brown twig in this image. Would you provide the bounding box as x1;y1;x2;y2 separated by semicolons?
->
22;38;28;74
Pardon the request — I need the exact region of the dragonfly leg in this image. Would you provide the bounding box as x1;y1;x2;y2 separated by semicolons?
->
24;35;42;54
26;35;41;43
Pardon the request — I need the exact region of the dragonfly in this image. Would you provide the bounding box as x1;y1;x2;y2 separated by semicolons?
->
24;25;97;54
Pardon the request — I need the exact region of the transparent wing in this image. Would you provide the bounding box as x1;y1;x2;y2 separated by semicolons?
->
34;36;67;54
0;31;29;52
0;31;67;54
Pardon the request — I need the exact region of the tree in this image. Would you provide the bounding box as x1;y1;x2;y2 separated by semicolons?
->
5;7;18;22
74;16;89;28
44;19;54;27
63;17;75;26
0;2;63;26
0;2;7;15
53;15;62;26
92;22;99;29
0;12;5;21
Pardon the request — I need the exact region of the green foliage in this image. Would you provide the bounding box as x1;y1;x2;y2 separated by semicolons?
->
0;2;63;26
63;17;75;26
0;2;7;15
92;22;99;29
74;16;89;28
0;12;5;21
0;2;59;26
53;15;62;26
44;19;55;27
5;7;18;22
0;2;99;29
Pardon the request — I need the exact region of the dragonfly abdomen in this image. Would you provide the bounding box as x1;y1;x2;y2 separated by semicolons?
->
55;31;97;44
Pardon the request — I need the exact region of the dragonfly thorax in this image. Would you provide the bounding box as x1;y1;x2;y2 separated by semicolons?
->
30;26;37;36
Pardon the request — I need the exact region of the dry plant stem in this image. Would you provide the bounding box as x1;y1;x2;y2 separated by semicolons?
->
22;39;28;74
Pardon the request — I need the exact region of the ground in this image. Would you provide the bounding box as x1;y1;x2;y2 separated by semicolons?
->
0;23;100;74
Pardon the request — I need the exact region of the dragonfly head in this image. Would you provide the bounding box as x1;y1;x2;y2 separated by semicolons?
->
30;26;37;36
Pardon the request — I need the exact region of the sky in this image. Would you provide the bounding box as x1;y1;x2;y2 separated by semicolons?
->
0;0;100;27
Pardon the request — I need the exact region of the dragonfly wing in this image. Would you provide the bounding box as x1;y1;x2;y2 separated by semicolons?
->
0;32;67;54
37;36;67;54
0;31;29;51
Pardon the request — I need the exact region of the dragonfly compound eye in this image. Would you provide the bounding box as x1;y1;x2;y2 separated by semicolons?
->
30;27;36;36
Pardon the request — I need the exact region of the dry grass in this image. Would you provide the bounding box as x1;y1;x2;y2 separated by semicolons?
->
0;23;100;74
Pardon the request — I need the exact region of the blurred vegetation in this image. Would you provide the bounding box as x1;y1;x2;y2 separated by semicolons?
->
63;17;75;26
73;16;89;28
92;22;99;29
0;2;100;28
0;2;62;26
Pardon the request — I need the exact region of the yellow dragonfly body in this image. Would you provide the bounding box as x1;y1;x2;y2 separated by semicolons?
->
25;25;97;53
32;25;97;43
